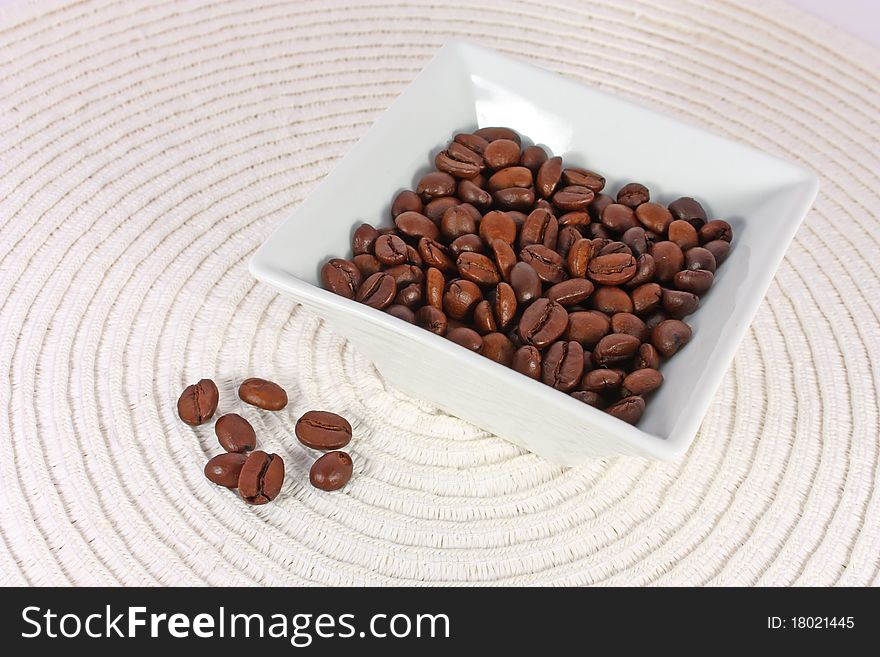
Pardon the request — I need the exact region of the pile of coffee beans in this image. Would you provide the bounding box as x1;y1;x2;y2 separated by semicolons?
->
321;127;732;425
177;377;355;498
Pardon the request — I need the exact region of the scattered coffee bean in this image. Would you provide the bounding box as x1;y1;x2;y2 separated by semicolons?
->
238;450;284;504
238;377;288;411
204;453;248;488
310;451;353;491
177;378;219;426
215;413;256;453
296;410;353;450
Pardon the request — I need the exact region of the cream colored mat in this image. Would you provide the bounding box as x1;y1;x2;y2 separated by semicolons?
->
1;0;878;586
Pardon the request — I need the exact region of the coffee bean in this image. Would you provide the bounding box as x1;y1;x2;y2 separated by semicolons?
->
589;193;614;223
558;211;590;228
521;145;548;172
443;279;482;319
634;343;661;370
205;453;248;488
700;219;732;243
621;226;648;256
635;202;673;234
599;241;631;256
518;298;568;348
321;258;363;299
553;185;595;212
623;368;663;396
447;326;483;351
416;305;447;335
479;210;517;245
238;450;284;504
386;304;415;323
473;300;497;334
660;288;699;319
449;233;484;257
487;166;532;193
440;205;477;240
592;333;641;366
571;390;604;408
395;211;439;241
493;282;517;329
567;238;592;278
520;244;567;284
565;310;610;347
405;245;422;267
457;252;501;286
418;237;453;271
684;246;716;273
668;220;699;250
562;168;605;192
581;368;623;393
458;179;492;207
375;234;408;265
356;272;397;309
674;269;714;295
435;148;482;178
536;156;563;198
542;340;584;391
454;132;489;154
601;203;639;233
352;223;380;255
238;377;288;411
668;197;707;228
587;253;637;285
416;171;456;201
611;312;648;342
480;332;515;366
177;379;219;425
617;182;649;207
631;282;662;315
493;186;535;211
424;196;460;223
490;238;517;282
473;126;521;144
650;241;684;282
385;264;423;288
308;451;353;492
546;278;594;306
425;267;445;309
605;396;645;424
703;239;730;265
391;190;423;218
519;208;558;251
651;319;692;357
353;253;382;277
215;413;256;453
512;345;542;379
643;309;670;330
483;139;522;169
556;226;582;260
393;282;423;307
588;223;612;239
296;410;352;450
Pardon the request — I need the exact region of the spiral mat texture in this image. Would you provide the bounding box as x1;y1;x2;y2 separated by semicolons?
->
1;0;878;586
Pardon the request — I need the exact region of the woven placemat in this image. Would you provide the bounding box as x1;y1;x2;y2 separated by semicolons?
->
1;0;878;586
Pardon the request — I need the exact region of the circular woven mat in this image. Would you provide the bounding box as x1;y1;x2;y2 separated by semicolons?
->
1;0;878;586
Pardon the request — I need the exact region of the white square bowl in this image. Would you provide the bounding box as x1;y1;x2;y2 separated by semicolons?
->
250;41;818;464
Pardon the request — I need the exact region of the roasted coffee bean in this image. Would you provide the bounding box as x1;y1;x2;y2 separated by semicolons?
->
512;345;542;379
457;252;501;286
425;267;445;309
674;269;714;295
621;226;649;256
520;244;567;284
375;234;408;265
589;193;614;223
385;264;423;288
651;319;692;357
634;343;661;370
395;211;439;240
703;240;730;266
567;238;592;278
239;377;288;411
650;241;684;282
435;148;482;178
621;253;653;290
352;254;382;277
480;332;515;366
546;278;594;306
623;368;663;396
599;241;631;256
588;223;613;239
424;196;460;223
457;179;492;207
611;313;648;342
310;451;353;491
177;378;219;426
391;190;423;218
605;396;645;425
473;126;520;144
480;210;517;245
419;237;454;272
416;305;447;335
509;261;542;305
581;368;623;393
668;196;707;228
519;208;558;251
592;333;641;366
439;206;475;240
205;453;248;488
631;282;662;315
700;219;733;243
617;182;649;208
393;282;423;307
491;238;517;281
447;326;483;351
601;203;638;232
684;246;716;273
454;132;489;154
493;186;535;211
386;304;416;323
493;282;517;329
562;168;605;192
473;300;497;334
449;233;484;257
558;211;590;228
239;450;284;504
518;298;568;348
566;310;610;347
483;139;521;169
536;156;563;198
635;202;673;234
321;258;362;299
443;279;482;319
587;253;637;285
487;166;532;193
215;413;256;453
553;185;595;212
571;390;604;408
643;309;670;330
668;220;699;250
556;226;582;260
521;145;548;172
405;245;422;267
356;272;397;309
296;410;352;450
591;285;633;314
661;288;699;318
352;223;380;255
416;171;456;201
542;340;584;391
